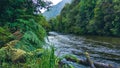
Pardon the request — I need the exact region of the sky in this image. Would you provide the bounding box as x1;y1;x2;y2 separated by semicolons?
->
49;0;62;5
41;0;62;13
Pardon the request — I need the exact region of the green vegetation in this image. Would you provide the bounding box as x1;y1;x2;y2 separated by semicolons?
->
1;0;120;67
0;45;57;68
0;0;51;46
0;0;60;68
49;0;120;37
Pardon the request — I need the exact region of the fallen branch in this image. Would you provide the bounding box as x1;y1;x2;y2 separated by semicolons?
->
65;56;116;68
85;52;96;68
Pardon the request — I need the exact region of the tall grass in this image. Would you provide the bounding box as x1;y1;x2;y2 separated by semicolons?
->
24;47;56;68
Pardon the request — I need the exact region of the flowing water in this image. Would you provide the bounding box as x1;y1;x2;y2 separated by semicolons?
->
47;32;120;68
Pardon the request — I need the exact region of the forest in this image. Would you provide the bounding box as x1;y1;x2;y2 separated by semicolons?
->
49;0;120;37
0;0;120;68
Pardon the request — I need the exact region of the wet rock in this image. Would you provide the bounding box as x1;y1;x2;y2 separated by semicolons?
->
49;32;59;36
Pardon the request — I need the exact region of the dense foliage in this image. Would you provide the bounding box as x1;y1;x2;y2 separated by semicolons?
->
49;0;120;36
0;0;58;68
0;0;51;49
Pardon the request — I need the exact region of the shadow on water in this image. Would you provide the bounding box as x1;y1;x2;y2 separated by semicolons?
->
47;32;120;68
85;35;120;48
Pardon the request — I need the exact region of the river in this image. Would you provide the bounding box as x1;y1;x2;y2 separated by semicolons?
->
47;32;120;68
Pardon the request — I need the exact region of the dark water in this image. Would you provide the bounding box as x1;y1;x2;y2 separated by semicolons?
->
47;32;120;68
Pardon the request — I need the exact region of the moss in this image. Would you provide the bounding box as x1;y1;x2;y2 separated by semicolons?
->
0;47;26;62
10;48;26;62
0;45;45;63
64;54;78;60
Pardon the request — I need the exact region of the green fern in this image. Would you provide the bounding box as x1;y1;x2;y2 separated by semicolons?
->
15;31;45;51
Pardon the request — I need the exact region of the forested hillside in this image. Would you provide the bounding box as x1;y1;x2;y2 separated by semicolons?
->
49;0;120;36
43;0;72;20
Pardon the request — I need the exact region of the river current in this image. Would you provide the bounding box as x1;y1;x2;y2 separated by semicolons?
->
47;32;120;68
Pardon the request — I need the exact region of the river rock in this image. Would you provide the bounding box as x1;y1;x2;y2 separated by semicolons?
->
49;32;59;36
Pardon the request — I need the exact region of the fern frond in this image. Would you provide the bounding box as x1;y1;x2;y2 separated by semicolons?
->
15;31;44;51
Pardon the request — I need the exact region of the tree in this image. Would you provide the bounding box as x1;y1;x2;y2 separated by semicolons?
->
49;0;120;37
0;0;51;26
0;0;51;51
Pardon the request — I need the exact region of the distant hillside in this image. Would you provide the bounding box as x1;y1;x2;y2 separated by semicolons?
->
43;0;72;20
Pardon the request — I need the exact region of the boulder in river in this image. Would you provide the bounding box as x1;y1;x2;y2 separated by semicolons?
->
49;31;59;36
